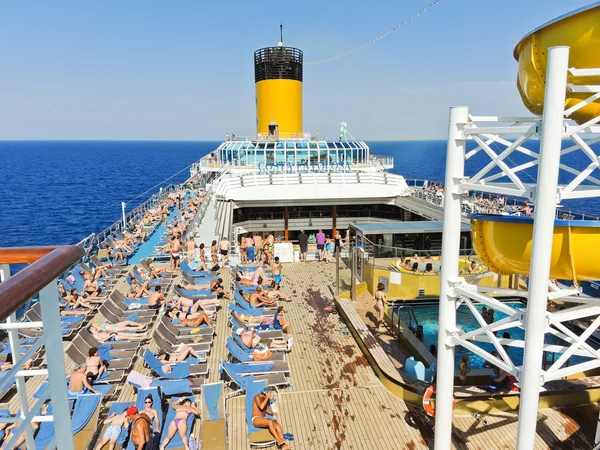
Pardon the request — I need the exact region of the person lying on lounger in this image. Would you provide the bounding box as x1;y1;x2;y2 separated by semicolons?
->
0;405;45;450
89;324;149;342
160;398;199;450
267;283;289;302
236;328;289;350
166;307;213;328
156;344;203;364
247;287;277;308
127;279;150;299
170;297;218;315
252;389;292;450
235;275;262;287
178;278;232;301
94;408;130;450
146;260;171;278
96;320;146;332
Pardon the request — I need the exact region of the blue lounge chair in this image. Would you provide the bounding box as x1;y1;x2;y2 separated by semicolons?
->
226;337;285;364
228;302;266;317
180;261;215;279
143;349;208;379
126;387;164;449
220;361;289;391
201;382;226;450
245;378;277;447
102;401;132;447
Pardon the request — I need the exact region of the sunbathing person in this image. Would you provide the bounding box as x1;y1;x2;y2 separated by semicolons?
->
97;320;146;332
94;408;130;450
146;260;171;278
248;287;277;308
167;307;213;328
86;347;107;381
273;306;292;337
127;279;150;299
178;278;232;300
171;297;218;315
232;310;269;325
64;288;95;310
59;301;90;316
0;405;44;450
267;283;289;302
141;394;161;433
236;328;289;350
252;389;292;450
81;271;102;298
0;353;32;371
160;398;199;450
156;344;204;363
69;364;99;396
148;286;165;310
89;324;149;342
235;275;260;287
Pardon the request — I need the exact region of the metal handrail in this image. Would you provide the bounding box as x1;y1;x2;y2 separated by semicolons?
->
0;246;84;322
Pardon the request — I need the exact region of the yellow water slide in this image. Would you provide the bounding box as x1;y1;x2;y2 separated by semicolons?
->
514;2;600;124
471;215;600;281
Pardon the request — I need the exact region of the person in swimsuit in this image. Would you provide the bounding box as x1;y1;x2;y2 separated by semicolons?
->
267;282;289;302
94;408;130;450
245;236;255;262
235;275;258;287
156;344;204;363
89;324;149;342
86;347;106;381
171;236;182;270
148;286;165;310
210;240;218;267
141;394;160;433
237;328;289;350
248;287;276;308
273;306;292;337
374;282;386;332
97;320;146;333
69;364;99;396
126;279;150;299
271;257;282;285
219;236;230;265
186;238;197;263
167;308;213;328
160;398;199;450
170;296;219;314
240;237;248;264
252;389;292;449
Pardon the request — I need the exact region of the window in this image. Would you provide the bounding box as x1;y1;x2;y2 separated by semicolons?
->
286;141;295;149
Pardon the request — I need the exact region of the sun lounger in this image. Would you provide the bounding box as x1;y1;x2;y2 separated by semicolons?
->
220;360;289;378
107;295;156;317
226;337;285;364
181;271;218;285
160;315;215;338
125;387;164;449
161;396;196;450
233;292;278;315
143;349;208;380
229;316;284;340
201;382;227;450
71;335;136;362
79;327;139;352
72;390;108;449
152;331;211;355
173;286;217;300
228;302;267;317
231;332;290;354
180;261;218;278
245;378;277;447
155;324;213;348
99;304;153;325
111;290;150;308
67;345;133;372
98;401;132;447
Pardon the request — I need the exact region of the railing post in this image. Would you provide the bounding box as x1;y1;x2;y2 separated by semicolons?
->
38;280;74;450
0;265;36;449
121;201;127;229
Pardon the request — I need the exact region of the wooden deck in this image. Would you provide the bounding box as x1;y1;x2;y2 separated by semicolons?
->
224;261;600;450
9;259;600;449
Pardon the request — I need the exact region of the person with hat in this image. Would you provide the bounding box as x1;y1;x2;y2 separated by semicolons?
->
127;406;154;450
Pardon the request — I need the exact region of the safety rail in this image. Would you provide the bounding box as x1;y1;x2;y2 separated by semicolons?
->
0;246;84;450
213;171;410;200
406;181;600;221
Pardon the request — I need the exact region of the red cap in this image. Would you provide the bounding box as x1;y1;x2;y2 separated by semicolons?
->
126;406;138;416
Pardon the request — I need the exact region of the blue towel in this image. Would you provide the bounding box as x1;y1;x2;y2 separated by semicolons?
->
180;288;212;297
152;379;193;395
0;409;9;442
125;313;139;321
71;394;102;434
98;346;114;361
34;404;55;449
61;316;83;324
203;383;222;420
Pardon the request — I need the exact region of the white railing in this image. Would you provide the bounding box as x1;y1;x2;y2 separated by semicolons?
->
213;171;409;199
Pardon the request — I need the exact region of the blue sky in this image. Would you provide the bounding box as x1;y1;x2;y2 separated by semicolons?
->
0;0;594;140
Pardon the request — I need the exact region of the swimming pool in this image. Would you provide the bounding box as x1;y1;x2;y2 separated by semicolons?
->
393;302;594;370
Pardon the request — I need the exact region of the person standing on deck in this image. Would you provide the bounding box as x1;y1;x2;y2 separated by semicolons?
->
171;236;182;270
334;230;342;256
316;229;326;262
161;204;168;225
297;230;308;262
219;236;230;265
253;233;263;263
374;283;386;332
245;235;255;263
271;256;282;286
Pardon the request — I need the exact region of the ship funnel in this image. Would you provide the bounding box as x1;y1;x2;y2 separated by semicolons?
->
254;40;303;136
514;3;600;125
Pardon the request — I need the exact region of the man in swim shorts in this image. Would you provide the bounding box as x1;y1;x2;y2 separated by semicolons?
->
219;236;230;265
271;257;282;285
94;408;130;450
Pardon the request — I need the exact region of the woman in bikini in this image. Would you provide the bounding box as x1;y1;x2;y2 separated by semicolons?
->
141;394;160;433
374;282;386;332
86;347;106;381
210;240;218;267
167;307;213;328
127;279;150;299
98;320;146;332
160;398;199;450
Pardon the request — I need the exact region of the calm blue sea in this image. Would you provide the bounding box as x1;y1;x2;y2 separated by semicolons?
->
1;140;599;248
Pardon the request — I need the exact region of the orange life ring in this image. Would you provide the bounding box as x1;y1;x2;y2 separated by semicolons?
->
422;384;455;417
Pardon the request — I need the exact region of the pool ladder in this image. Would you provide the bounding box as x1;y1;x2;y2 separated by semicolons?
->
389;301;420;338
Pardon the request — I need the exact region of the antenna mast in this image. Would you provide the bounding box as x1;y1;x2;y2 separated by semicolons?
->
279;23;283;46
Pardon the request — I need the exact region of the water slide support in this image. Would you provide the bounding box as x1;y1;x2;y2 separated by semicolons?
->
434;105;468;450
515;46;569;450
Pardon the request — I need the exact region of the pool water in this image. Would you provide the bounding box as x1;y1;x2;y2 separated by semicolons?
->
394;302;594;370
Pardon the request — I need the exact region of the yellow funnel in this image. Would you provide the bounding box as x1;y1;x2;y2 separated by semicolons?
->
514;3;600;124
471;215;600;282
